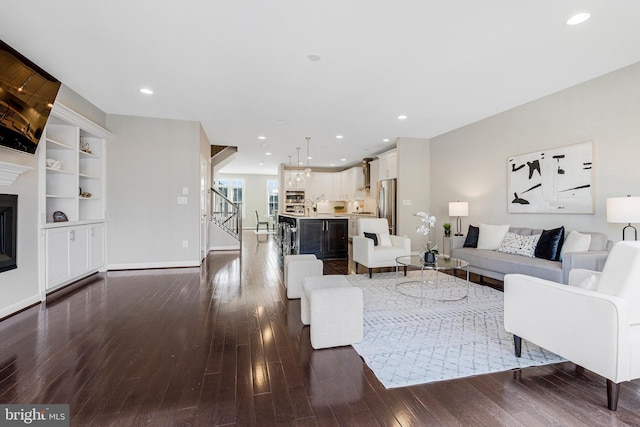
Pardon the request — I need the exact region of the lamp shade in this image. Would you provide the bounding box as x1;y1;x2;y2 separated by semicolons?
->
606;196;640;223
449;201;469;217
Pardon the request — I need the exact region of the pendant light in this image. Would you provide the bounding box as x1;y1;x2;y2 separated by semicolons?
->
304;137;312;178
295;147;305;183
287;155;293;187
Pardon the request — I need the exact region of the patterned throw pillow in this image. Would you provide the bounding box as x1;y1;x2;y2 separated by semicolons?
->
497;232;541;257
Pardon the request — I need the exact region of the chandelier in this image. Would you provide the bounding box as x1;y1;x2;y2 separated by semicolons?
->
304;137;312;178
295;147;305;183
287;155;293;187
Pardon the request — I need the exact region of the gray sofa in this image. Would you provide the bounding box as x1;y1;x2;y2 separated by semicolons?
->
450;227;613;284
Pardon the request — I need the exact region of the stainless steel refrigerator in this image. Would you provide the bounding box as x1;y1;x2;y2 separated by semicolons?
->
377;178;397;234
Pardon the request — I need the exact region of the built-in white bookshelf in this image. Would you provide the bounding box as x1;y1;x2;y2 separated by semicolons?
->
40;105;110;225
38;103;112;293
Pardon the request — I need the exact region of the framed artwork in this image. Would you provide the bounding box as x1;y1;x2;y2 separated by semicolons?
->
507;141;594;214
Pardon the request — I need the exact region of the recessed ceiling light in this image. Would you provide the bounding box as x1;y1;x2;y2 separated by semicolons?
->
383;138;390;142
140;88;154;95
265;152;272;156
258;136;266;140
307;156;312;160
330;163;335;166
397;115;408;120
336;135;343;139
567;12;590;25
258;162;264;166
340;158;347;162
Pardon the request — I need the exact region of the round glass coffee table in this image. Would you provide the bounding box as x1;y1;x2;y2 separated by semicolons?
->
395;254;470;300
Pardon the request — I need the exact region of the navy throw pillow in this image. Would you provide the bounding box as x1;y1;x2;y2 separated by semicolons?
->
534;226;565;261
463;225;479;248
364;232;378;246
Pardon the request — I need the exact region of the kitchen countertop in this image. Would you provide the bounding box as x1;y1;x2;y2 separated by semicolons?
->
278;213;348;220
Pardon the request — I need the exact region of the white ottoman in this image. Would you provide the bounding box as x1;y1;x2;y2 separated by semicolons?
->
303;278;364;349
284;254;323;299
301;275;351;325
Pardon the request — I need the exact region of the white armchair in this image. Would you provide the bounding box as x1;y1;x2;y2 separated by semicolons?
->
504;241;640;410
352;218;411;278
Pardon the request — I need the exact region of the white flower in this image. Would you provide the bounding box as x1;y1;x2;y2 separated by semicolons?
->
414;212;436;235
415;212;438;253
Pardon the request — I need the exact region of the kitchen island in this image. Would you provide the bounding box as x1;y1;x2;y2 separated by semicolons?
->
277;213;348;260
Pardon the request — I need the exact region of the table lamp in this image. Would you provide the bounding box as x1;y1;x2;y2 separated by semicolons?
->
449;201;469;236
606;195;640;241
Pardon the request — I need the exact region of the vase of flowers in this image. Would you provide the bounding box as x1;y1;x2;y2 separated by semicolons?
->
414;211;439;263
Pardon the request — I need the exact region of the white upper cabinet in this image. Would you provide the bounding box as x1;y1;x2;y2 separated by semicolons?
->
378;149;398;180
312;172;333;200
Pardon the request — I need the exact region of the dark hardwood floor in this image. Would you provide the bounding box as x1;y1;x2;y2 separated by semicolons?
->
1;231;640;426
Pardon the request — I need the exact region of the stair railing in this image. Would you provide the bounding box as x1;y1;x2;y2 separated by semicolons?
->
210;187;242;243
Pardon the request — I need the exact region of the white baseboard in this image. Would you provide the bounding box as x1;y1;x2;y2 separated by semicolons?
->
0;294;41;319
107;260;200;270
209;245;241;251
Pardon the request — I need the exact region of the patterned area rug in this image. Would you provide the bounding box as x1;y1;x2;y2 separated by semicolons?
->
347;270;564;389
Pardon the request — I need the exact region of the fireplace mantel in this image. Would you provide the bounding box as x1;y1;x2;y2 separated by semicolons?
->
0;161;33;186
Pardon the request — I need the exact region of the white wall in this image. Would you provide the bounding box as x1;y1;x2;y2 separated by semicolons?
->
429;61;640;244
397;137;430;251
106;115;202;269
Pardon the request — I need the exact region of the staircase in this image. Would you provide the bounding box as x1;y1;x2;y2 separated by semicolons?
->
210;186;242;243
210;145;241;247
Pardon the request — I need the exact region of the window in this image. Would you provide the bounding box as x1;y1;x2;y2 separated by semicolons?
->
217;178;245;216
267;180;279;216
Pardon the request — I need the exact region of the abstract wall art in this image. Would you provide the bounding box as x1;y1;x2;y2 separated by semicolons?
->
507;141;594;214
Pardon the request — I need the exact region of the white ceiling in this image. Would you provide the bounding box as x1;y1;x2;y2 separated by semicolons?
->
2;1;640;175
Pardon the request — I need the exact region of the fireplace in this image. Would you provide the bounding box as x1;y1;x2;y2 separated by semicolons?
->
0;194;17;273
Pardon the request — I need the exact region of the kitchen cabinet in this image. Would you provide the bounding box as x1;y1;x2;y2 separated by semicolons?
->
332;173;342;201
339;167;366;200
378;149;398;179
340;169;354;200
285;216;348;260
369;158;380;186
312;172;333;200
277;214;348;260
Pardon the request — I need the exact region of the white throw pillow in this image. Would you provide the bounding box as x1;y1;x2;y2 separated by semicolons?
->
477;223;510;250
497;232;540;257
571;274;598;291
560;230;592;261
378;232;392;247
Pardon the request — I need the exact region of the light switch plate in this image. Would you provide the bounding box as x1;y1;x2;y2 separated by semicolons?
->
402;199;412;206
177;197;188;205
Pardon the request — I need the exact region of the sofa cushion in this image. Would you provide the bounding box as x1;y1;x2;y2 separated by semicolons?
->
378;232;392;247
584;232;610;251
372;245;407;262
463;225;479;248
498;232;540;257
560;230;591;260
535;226;565;261
477;223;510;250
453;247;563;282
